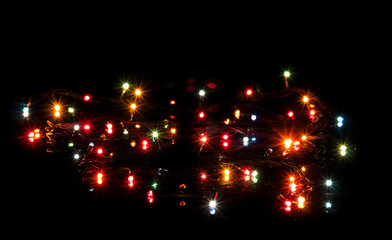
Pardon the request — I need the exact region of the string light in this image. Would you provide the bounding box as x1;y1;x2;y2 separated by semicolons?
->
17;71;353;219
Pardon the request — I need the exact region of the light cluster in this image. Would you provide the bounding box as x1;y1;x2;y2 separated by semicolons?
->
17;72;353;219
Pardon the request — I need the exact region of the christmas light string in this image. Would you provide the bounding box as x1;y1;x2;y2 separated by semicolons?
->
18;74;351;219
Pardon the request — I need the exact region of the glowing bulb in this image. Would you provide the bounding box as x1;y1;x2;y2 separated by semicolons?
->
97;173;103;185
128;175;134;188
74;124;80;131
201;173;207;180
284;200;292;212
284;71;290;78
23;107;29;118
326;202;332;209
199;89;205;96
246;89;253;96
130;103;137;110
147;190;154;203
97;148;103;154
243;137;249;146
284;139;292;149
293;141;300;151
54;105;60;111
142;140;148;150
170;128;176;134
84;95;90;101
201;136;207;143
289;182;297;193
340;145;347;156
288;111;294;118
73;153;80;160
199;111;205;118
135;89;141;96
122;83;129;90
235;109;240;119
303;96;309;103
152;131;158;138
326;179;333;187
209;200;216;208
251;114;257;121
298;196;305;208
251;170;258;183
224;169;230;182
68;107;75;113
244;169;251;181
209;200;217;215
54;111;60;117
337;116;344;127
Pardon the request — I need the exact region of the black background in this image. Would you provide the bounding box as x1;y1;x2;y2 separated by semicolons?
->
5;9;376;236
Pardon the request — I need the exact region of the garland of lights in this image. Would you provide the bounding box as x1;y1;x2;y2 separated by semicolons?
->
18;73;351;218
